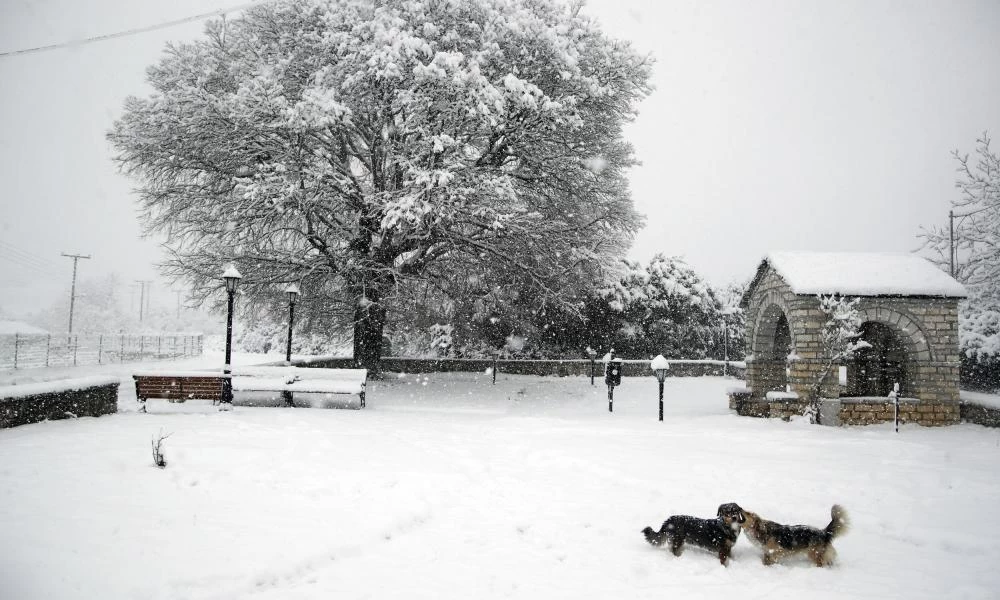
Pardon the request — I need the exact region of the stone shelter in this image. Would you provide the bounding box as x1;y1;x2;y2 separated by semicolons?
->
732;251;966;426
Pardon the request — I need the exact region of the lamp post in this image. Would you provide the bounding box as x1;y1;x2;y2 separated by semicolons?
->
284;283;300;366
220;265;242;410
586;346;597;385
650;354;670;421
721;307;735;378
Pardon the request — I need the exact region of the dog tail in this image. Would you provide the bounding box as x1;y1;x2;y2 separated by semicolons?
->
642;524;668;546
825;505;849;539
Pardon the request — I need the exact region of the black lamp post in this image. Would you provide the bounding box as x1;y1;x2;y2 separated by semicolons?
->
284;283;300;365
651;354;670;421
220;265;242;410
586;347;597;385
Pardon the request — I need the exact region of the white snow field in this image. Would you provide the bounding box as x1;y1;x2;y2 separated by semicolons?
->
1;361;999;600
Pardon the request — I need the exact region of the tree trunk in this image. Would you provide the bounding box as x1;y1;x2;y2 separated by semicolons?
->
353;293;387;374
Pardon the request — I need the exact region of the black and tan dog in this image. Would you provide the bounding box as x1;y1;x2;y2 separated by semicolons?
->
641;503;745;566
739;505;849;567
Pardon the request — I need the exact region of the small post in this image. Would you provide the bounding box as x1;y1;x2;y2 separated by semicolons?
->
73;335;78;366
891;382;900;433
140;335;145;359
120;335;125;363
658;380;664;421
586;347;597;385
98;335;103;364
651;355;670;422
157;336;162;358
605;350;622;413
45;334;50;367
492;352;498;385
13;333;19;369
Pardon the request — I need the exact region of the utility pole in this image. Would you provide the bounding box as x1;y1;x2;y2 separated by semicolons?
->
61;253;91;335
135;280;152;322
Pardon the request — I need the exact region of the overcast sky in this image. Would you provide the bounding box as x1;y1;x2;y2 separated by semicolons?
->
1;0;998;317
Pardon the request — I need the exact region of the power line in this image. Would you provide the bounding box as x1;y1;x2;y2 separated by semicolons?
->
0;0;273;59
0;240;63;270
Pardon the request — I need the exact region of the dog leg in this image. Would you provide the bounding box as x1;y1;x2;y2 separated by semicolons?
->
761;550;777;566
669;538;684;557
718;546;731;567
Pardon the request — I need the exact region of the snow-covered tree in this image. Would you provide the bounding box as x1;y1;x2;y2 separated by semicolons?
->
580;255;722;358
108;0;651;371
807;294;869;423
920;134;1000;387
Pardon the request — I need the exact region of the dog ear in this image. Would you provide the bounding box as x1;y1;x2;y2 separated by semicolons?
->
717;504;725;518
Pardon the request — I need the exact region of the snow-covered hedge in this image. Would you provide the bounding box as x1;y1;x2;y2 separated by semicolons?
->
1;377;119;428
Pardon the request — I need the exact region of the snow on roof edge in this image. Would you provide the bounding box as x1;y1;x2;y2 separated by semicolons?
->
755;251;967;299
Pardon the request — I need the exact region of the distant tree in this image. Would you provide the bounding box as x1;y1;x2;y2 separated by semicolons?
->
920;133;1000;386
108;0;651;371
584;255;722;359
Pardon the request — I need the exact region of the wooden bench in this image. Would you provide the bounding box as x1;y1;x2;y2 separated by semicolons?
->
133;367;367;410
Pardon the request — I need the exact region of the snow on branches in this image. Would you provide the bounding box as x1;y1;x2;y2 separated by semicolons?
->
108;0;652;369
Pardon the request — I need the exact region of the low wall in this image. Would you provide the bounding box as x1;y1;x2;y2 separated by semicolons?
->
961;402;1000;428
298;356;747;379
1;377;119;428
728;392;962;426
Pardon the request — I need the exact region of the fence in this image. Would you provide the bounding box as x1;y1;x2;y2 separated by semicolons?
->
0;333;204;370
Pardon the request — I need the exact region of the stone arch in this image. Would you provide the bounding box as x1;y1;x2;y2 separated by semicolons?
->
843;306;935;398
855;306;935;362
749;290;796;358
750;300;794;394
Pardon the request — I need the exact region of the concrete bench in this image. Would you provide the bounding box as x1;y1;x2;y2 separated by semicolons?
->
133;367;367;409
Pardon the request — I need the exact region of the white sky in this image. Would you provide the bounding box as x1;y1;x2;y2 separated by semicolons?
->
1;0;998;316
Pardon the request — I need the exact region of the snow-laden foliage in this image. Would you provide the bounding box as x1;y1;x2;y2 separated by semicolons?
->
806;294;869;423
919;134;1000;387
523;255;725;359
108;0;651;370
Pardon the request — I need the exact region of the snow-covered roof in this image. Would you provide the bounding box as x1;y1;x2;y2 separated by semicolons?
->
745;251;967;301
0;320;47;335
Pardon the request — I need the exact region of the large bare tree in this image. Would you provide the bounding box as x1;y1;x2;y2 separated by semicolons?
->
109;0;650;369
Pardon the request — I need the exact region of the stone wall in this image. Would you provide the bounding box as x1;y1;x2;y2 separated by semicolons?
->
961;402;1000;428
838;398;960;426
727;391;962;426
299;357;746;379
1;380;119;428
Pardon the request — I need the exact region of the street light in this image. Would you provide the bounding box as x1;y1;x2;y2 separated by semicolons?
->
721;307;736;377
220;265;242;410
284;283;300;366
586;346;597;385
650;354;670;421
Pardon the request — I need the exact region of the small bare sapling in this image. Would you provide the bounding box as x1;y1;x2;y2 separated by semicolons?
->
151;429;173;468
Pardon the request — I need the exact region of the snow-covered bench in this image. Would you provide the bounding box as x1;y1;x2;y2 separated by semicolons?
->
132;367;367;409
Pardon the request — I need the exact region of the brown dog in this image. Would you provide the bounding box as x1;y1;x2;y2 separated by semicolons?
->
739;505;849;566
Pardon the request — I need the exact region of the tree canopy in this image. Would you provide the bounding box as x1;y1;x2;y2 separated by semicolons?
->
108;0;651;369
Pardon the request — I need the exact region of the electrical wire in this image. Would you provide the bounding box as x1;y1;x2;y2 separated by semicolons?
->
0;0;274;58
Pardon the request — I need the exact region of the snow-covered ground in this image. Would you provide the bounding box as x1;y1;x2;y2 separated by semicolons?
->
1;358;999;599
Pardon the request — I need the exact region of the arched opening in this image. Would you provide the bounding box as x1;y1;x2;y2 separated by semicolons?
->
752;305;792;394
847;322;908;397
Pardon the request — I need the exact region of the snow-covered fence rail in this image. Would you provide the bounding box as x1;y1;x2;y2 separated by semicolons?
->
0;334;203;370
